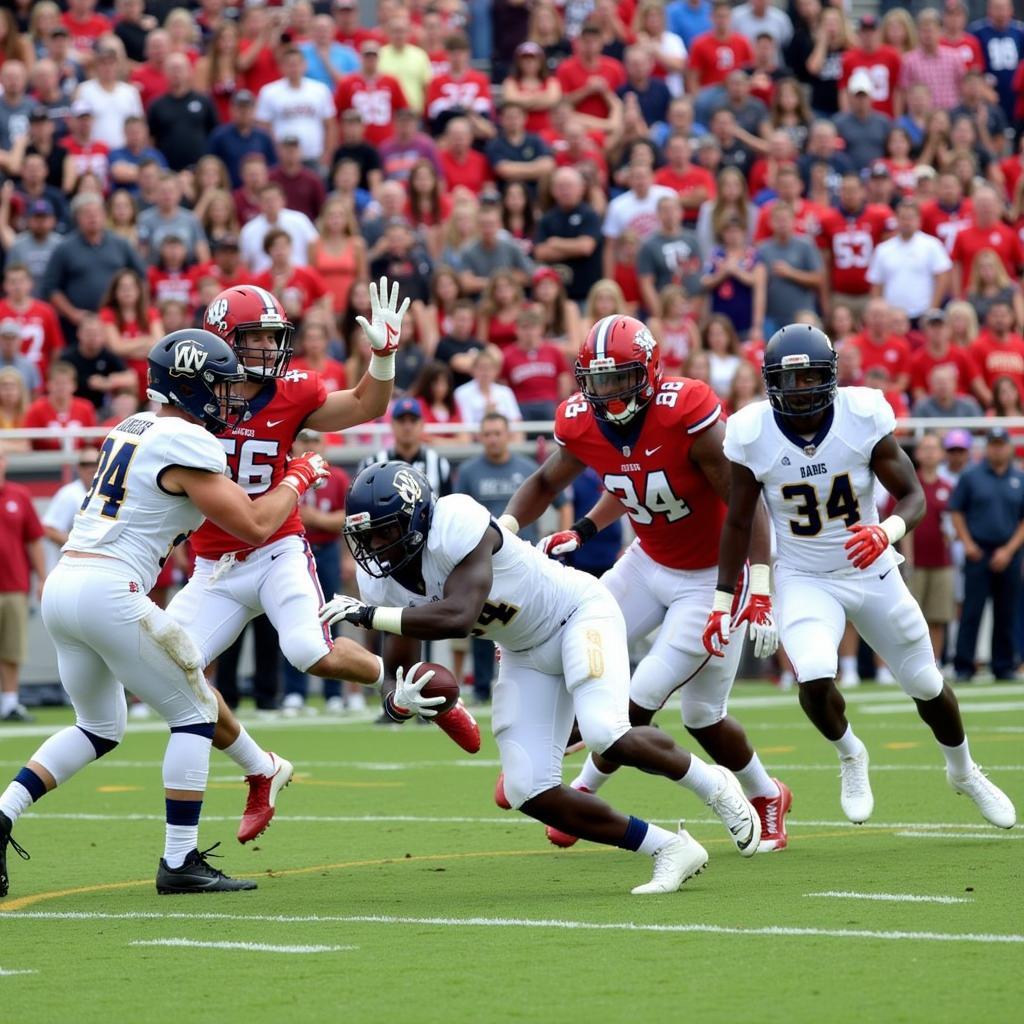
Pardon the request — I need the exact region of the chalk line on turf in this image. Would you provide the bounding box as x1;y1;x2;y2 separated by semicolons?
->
804;891;973;904
129;939;357;954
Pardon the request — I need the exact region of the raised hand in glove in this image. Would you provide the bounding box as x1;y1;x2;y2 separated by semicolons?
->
357;276;411;378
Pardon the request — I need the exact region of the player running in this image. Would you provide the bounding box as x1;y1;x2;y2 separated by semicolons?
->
319;461;762;894
0;330;331;897
167;280;479;845
704;323;1016;828
502;314;791;851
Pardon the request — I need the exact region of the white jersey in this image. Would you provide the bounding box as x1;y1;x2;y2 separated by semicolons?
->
357;493;600;652
67;413;227;592
724;387;898;575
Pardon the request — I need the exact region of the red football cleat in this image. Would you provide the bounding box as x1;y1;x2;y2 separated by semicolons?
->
751;778;792;852
237;752;294;844
435;700;481;754
494;771;511;809
545;785;593;848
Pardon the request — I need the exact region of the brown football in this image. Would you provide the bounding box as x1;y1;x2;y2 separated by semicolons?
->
415;662;460;714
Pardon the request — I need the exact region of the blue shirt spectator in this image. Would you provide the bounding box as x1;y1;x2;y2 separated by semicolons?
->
667;0;713;48
968;12;1024;122
299;33;359;89
206;91;278;188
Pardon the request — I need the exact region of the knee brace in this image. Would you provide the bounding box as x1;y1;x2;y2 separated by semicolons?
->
680;691;728;730
887;600;943;701
497;738;557;810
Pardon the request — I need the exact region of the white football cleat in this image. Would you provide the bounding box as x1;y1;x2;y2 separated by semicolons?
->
839;668;861;689
839;750;874;823
705;765;761;857
948;765;1017;829
324;696;346;715
631;827;708;895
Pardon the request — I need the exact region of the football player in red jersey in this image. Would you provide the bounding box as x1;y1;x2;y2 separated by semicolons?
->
502;315;792;852
163;279;480;844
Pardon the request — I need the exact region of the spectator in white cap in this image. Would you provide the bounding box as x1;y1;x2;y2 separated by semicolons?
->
832;67;893;168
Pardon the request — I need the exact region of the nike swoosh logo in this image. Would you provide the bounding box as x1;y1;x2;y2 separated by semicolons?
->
879;568;893;580
645;446;663;456
271;552;284;561
267;419;285;428
732;820;756;850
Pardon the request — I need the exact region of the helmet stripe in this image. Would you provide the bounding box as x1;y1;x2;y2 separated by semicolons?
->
593;315;616;360
250;285;280;317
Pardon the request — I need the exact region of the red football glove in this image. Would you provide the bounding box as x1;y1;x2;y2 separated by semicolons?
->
702;590;735;657
844;523;890;570
537;530;582;558
281;451;329;498
735;593;778;658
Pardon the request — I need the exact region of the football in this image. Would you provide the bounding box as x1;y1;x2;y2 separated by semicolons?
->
415;661;460;714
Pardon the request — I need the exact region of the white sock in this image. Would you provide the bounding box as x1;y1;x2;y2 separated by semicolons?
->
637;822;678;856
832;725;866;760
733;754;779;800
939;738;973;777
839;656;858;676
222;726;274;777
676;754;719;802
0;781;34;822
0;692;17;715
574;755;613;793
164;824;198;868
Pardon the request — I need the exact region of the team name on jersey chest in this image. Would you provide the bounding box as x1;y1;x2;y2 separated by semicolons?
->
799;461;829;479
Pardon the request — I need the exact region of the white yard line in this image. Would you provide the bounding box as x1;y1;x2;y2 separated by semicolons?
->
897;830;1024;841
0;968;37;976
862;702;1024;715
129;938;356;954
805;890;973;904
7;911;1021;945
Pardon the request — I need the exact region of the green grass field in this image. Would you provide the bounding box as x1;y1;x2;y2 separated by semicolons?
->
1;681;1022;1024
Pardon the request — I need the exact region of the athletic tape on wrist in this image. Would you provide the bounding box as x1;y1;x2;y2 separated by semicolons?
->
370;606;404;634
880;515;907;545
749;563;771;595
712;590;733;613
369;352;396;381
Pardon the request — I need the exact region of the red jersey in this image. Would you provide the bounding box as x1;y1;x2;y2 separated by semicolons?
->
336;28;386;50
23;396;96;450
909;345;978;395
1000;156;1024;203
940;34;984;73
556;56;627;120
147;267;193;309
754;197;831;243
98;307;161;400
130;64;169;109
840;46;903;115
912;475;954;568
746;158;796;199
951;222;1024;291
818;204;894;294
60;12;111;52
61;139;110;187
920;198;973;253
238;39;280;96
191;370;328;560
877;158;916;196
554;377;725;570
0;299;63;376
968;331;1024;392
439;148;491;193
849;333;912;376
502;344;570;404
0;481;44;593
290;357;346;394
687;33;753;88
653;165;716;225
334;73;409;146
425;70;493;124
300;466;350;546
253;267;328;316
188;262;255;304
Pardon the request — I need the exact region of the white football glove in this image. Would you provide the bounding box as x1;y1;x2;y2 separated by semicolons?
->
357;276;411;381
536;530;582;558
393;662;445;718
319;593;374;630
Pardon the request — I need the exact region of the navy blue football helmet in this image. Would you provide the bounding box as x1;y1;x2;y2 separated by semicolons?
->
762;323;837;417
344;461;434;578
147;329;248;433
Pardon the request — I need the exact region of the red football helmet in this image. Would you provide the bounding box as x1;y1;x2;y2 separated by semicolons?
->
575;314;661;423
203;285;294;380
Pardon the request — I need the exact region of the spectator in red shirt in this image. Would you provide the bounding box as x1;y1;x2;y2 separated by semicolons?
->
424;32;494;140
238;3;283;96
501;306;573;421
909;307;983;402
555;22;626;132
147;235;193;311
969;299;1024;395
951;185;1024;294
0;265;63;380
687;1;754;124
129;29;170;110
22;361;98;451
864;364;910;417
98;268;163;401
233;152;270;227
61;0;111;54
334;38;409;148
188;236;254;306
333;0;384;51
290;318;347;393
849;297;912;392
438;116;492;195
840;14;902;117
254;228;331;323
269;137;327;222
0;447;46;722
920;171;974;254
940;0;985;74
502;41;562;137
754;164;828;241
653;135;716;227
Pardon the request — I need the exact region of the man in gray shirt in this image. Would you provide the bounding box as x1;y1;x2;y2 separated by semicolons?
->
458;201;533;295
832;69;892;169
757;201;824;329
636;193;703;313
42;194;146;340
912;364;984;419
6;200;61;295
0;62;33;152
136;171;209;265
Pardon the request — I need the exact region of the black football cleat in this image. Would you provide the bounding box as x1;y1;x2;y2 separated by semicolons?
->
0;810;30;898
156;843;257;895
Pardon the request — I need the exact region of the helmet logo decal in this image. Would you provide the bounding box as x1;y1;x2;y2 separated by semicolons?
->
169;340;209;377
780;354;810;367
347;511;371;531
393;468;422;506
635;326;657;363
206;298;229;333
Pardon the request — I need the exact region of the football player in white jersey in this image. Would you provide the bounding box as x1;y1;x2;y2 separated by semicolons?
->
703;324;1016;829
0;330;342;897
320;462;764;896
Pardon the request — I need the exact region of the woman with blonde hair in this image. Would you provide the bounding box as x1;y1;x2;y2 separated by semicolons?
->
479;270;526;351
196;20;242;123
199;189;240;246
0;7;32;69
164;7;200;61
633;1;687;97
702;314;743;398
107;189;139;247
647;285;700;376
582;279;628;335
726;360;764;414
696;166;755;253
967;248;1024;329
528;0;571;73
28;2;60;60
309;195;366;314
946;299;980;347
532;266;583;358
763;77;813;152
440;197;480;269
0;368;30;450
881;8;916;54
186;155;232;221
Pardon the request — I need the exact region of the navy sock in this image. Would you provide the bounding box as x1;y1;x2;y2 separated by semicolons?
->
618;815;650;851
